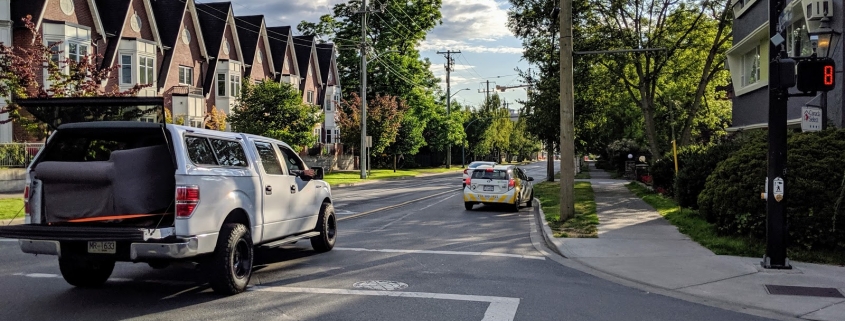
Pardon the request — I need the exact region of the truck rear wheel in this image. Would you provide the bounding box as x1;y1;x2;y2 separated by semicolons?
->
208;223;253;295
311;202;336;252
58;258;115;288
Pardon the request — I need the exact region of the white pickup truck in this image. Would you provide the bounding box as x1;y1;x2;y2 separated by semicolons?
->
0;121;337;295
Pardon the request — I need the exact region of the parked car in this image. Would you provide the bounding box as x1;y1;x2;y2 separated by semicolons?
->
463;165;534;211
462;161;497;188
0;121;337;295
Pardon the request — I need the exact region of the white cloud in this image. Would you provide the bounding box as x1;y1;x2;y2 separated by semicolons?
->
433;0;512;41
420;39;522;54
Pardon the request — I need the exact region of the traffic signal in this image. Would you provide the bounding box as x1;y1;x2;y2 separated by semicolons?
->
796;58;835;92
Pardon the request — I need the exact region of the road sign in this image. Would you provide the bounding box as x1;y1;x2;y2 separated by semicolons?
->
801;106;822;132
366;135;372;148
773;177;784;202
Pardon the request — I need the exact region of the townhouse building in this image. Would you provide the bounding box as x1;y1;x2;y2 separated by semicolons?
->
316;43;341;145
727;0;844;130
1;0;342;142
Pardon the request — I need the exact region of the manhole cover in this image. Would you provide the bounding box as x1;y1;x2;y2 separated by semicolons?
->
353;280;408;291
765;285;845;298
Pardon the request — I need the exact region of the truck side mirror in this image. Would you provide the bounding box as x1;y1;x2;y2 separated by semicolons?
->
311;167;324;180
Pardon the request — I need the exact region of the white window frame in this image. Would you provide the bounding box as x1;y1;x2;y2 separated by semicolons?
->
120;54;133;85
741;46;760;87
307;90;314;104
179;66;193;85
726;23;768;96
139;55;155;85
230;74;241;97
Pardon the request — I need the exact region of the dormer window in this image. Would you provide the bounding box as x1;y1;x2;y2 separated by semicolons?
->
179;66;193;85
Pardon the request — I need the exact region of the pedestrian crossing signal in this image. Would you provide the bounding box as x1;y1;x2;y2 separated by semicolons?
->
796;58;836;92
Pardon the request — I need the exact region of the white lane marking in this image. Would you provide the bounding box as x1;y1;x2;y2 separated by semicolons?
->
250;286;520;321
335;209;358;215
334;247;545;260
376;193;459;231
0;239;19;242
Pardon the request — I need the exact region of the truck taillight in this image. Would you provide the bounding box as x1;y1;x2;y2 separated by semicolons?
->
508;179;515;189
23;184;30;216
176;185;199;218
464;177;471;186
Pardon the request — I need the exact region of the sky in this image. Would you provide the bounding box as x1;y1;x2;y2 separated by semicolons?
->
213;0;532;111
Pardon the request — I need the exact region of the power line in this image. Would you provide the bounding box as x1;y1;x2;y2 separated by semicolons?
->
456;53;486;79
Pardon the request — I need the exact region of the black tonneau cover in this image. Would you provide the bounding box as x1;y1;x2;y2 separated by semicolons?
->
14;97;166;131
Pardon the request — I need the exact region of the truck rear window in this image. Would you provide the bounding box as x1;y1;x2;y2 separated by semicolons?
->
185;135;248;167
471;169;509;180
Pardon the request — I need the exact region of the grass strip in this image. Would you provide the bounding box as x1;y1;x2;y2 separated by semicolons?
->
323;168;462;186
626;182;845;266
0;198;24;220
535;180;598;238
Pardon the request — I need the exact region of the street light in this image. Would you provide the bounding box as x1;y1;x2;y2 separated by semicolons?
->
450;88;471;99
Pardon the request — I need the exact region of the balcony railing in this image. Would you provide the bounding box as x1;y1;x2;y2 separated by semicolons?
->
171;85;203;96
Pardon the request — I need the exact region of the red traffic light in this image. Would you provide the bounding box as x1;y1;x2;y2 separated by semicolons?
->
796;58;836;92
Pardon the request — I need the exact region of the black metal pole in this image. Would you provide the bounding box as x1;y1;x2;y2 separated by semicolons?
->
821;92;828;130
764;0;791;269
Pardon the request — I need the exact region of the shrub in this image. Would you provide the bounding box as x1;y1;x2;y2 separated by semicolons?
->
605;139;650;174
650;155;676;197
698;129;845;251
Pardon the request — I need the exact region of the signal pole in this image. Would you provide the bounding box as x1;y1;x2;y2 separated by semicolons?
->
438;50;461;168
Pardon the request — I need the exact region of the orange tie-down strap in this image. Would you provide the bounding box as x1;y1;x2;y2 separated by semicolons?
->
64;213;168;223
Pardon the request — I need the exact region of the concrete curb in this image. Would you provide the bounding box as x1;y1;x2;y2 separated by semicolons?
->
530;192;802;321
328;170;465;189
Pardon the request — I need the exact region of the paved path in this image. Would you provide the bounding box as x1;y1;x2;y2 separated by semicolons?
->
543;163;845;321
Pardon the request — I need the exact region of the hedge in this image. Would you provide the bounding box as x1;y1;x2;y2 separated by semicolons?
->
698;129;845;251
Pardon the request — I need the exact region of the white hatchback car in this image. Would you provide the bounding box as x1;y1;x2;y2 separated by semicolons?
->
463;165;534;211
462;161;497;188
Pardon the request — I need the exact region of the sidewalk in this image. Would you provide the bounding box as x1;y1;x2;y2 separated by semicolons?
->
541;164;845;321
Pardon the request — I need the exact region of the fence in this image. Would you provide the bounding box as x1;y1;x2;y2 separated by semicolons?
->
0;143;45;168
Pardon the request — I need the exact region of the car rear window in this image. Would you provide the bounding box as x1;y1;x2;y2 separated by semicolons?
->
469;162;493;169
471;169;509;180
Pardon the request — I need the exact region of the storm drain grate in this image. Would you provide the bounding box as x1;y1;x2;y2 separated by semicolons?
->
765;285;845;298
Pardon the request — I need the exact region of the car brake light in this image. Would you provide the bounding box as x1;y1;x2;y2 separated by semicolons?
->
176;185;200;218
508;179;515;189
486;168;494;172
465;177;471;186
23;184;30;216
463;169;468;175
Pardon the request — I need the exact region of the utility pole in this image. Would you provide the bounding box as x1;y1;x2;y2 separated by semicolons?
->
438;49;461;169
478;80;495;103
559;0;575;221
356;0;382;179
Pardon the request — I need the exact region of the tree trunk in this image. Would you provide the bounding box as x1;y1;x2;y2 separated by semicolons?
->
546;143;555;182
641;94;662;159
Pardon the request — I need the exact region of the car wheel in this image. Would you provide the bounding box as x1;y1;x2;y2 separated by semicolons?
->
464;202;474;210
528;190;534;206
311;202;337;252
58;258;115;288
512;195;521;212
208;223;253;295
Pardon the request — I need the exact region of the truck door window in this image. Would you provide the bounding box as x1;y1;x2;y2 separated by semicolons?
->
209;138;248;167
253;142;284;175
277;145;306;173
185;136;218;165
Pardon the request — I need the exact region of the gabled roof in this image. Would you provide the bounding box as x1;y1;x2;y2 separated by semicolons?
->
195;2;244;95
150;0;209;91
94;0;164;70
316;43;335;86
11;0;106;43
266;26;300;78
234;15;274;77
292;35;321;92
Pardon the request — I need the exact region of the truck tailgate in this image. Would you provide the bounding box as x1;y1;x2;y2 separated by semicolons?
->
0;225;146;241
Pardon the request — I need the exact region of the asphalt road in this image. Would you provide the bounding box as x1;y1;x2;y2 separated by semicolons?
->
0;161;775;321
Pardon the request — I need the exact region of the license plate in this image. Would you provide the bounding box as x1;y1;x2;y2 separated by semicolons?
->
483;185;494;191
88;241;116;254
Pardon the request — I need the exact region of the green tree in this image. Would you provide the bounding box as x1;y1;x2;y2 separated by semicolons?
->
336;93;406;156
228;80;323;151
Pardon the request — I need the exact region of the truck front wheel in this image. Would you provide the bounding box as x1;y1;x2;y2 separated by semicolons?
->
310;202;336;252
207;223;253;295
58;258;115;288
